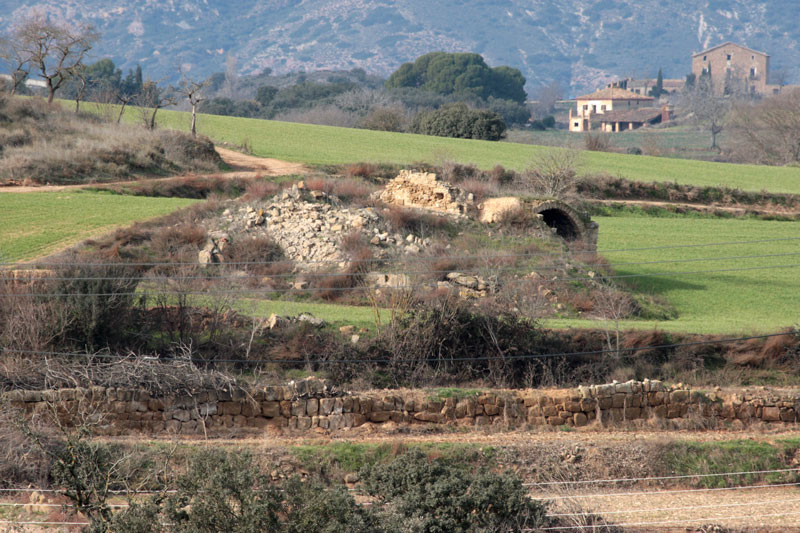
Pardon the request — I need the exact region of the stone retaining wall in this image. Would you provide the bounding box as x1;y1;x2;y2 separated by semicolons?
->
4;379;799;435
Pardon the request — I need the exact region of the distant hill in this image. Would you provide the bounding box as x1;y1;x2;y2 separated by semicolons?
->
2;0;799;96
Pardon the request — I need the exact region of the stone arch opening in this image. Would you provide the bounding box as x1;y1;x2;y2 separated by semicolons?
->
539;208;580;241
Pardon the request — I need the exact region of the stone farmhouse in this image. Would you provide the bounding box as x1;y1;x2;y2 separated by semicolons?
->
691;42;780;96
568;87;660;132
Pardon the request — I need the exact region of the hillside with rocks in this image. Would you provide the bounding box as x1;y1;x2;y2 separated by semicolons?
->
3;1;799;94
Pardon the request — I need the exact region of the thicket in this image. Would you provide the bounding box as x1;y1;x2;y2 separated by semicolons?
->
0;94;220;185
409;103;506;140
385;52;527;103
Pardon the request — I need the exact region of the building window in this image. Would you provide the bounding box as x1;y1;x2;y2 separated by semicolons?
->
703;55;707;61
583;105;588;111
592;104;597;113
750;67;756;78
727;54;731;60
601;104;606;111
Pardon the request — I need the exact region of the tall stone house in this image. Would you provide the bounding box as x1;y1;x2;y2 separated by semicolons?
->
568;87;654;132
691;42;776;96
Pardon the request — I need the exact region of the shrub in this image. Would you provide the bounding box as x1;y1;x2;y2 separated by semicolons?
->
222;235;286;276
382;206;451;236
165;450;282;532
360;449;548;532
626;146;643;155
410;103;506;141
360;107;405;132
489;164;516;186
243;179;282;201
520;150;580;198
53;258;142;351
344;163;378;179
584;132;612;152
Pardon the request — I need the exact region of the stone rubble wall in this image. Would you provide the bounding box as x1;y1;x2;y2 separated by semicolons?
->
5;379;798;435
377;170;474;216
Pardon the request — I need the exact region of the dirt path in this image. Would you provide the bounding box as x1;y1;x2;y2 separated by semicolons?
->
0;147;309;194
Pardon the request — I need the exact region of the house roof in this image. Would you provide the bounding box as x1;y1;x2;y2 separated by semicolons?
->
598;108;663;124
575;87;654;101
692;41;768;58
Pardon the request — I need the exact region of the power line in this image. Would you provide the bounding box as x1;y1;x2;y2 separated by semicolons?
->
3;262;800;298
532;481;800;500
524;467;800;486
529;510;800;531
546;497;800;518
2;332;793;366
3;236;799;269
6;251;800;283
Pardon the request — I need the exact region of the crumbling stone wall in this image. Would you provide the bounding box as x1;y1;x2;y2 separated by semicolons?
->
377;170;474;216
4;379;798;436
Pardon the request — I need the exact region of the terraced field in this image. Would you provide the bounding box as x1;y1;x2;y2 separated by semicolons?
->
0;190;198;261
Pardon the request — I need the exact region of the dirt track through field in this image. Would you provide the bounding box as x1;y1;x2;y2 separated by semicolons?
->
0;146;309;194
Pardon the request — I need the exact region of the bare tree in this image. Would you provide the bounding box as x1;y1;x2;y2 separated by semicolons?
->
520;150;580;198
177;72;211;136
532;81;564;117
684;73;730;150
0;35;30;95
70;64;87;112
727;89;800;165
14;11;99;104
222;53;239;98
593;286;633;362
135;79;176;129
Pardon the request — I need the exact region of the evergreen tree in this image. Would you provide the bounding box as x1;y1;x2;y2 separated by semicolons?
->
651;67;664;97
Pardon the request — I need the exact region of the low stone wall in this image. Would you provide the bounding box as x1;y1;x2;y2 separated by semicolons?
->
4;379;799;435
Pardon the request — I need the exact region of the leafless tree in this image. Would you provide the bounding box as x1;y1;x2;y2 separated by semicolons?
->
14;11;99;104
222;53;239;98
135;79;176;129
684;73;730;150
0;35;30;95
521;150;580;198
592;286;633;362
727;89;800;165
532;81;564;117
176;72;211;136
70;65;87;112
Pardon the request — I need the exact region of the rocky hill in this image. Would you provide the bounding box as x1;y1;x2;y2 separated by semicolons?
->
3;1;799;95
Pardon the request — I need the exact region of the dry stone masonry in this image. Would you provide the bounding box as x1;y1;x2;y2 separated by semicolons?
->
4;379;799;436
376;170;474;216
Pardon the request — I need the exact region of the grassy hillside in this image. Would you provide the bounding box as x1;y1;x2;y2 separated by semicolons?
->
548;215;800;334
135;106;800;194
0;191;199;261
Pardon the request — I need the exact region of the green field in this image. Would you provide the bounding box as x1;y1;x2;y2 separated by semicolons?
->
0;190;198;261
507;126;722;160
547;215;800;334
131;106;800;194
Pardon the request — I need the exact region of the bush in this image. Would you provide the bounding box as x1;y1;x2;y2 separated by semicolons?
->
360;449;548;532
584;132;612;152
626;146;643;155
410;103;506;141
222;235;287;276
165;450;282;532
359;107;405;132
520;150;580;198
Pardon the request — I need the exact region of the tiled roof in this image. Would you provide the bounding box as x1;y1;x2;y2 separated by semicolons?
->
575;87;654;101
692;41;768;58
597;108;663;123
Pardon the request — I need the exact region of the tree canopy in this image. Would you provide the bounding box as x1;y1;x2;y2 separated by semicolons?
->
386;52;526;103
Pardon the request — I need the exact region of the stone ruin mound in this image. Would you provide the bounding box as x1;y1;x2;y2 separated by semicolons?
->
376;170;474;216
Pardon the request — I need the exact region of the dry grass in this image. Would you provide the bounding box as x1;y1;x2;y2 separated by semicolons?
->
0;95;221;185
